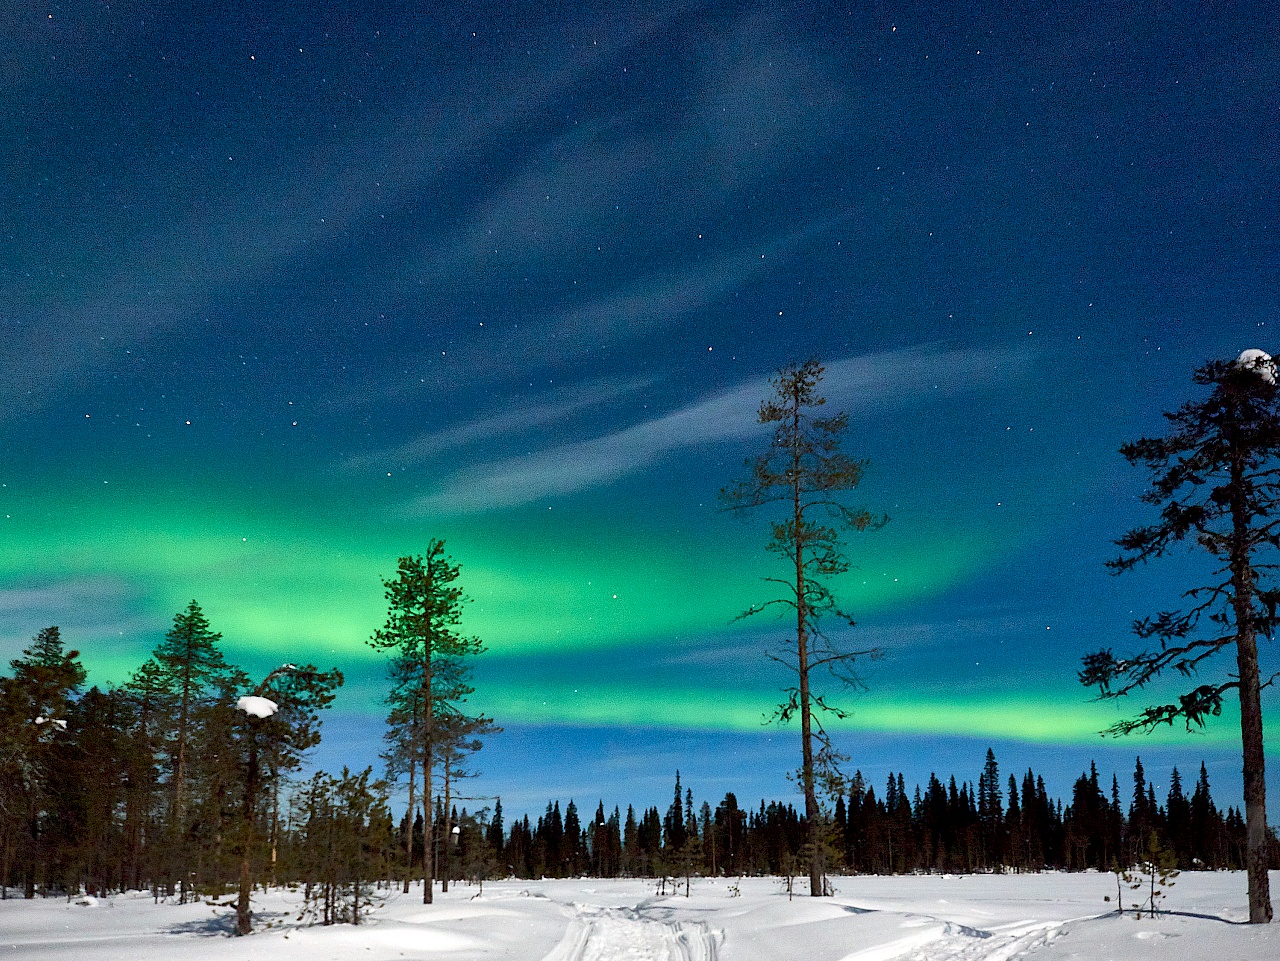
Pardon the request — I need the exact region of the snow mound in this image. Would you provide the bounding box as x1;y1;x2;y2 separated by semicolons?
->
236;695;279;718
1236;348;1276;384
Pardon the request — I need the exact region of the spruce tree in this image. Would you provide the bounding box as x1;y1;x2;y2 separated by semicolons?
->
1189;763;1222;868
1081;354;1279;922
486;799;505;866
664;771;687;852
622;805;639;875
562;800;583;876
1165;768;1191;868
721;358;886;896
977;749;1003;869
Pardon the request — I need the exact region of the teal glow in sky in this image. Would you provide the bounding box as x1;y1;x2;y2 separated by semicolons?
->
3;0;1277;812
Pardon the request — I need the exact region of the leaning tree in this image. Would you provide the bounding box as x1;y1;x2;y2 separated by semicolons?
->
721;358;885;896
231;662;343;935
1081;350;1279;923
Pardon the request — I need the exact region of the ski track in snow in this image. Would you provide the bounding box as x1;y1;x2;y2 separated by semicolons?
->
542;902;721;961
844;913;1097;961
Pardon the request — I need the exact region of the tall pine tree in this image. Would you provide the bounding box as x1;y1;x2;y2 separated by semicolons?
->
721;358;886;896
370;544;485;904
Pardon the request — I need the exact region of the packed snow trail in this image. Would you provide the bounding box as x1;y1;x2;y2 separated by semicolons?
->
542;902;721;961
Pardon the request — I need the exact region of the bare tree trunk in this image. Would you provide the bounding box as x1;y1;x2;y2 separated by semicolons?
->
1236;631;1272;923
422;621;434;904
423;779;434;904
1229;449;1274;924
235;728;259;936
441;756;452;893
791;392;823;898
403;756;415;894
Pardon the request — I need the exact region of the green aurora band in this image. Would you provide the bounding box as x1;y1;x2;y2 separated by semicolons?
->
12;465;1260;751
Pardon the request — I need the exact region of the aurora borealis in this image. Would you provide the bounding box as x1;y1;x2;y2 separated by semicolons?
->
4;0;1278;814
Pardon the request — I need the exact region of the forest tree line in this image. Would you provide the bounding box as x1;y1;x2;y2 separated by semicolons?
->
466;754;1279;884
1;611;1274;906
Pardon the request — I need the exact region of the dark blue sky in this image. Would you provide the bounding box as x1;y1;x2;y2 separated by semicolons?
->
3;0;1278;815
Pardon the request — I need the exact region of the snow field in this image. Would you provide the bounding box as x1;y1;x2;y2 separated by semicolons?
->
1;872;1277;961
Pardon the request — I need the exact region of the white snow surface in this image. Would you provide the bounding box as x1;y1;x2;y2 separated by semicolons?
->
2;873;1277;961
235;695;279;718
1236;348;1277;384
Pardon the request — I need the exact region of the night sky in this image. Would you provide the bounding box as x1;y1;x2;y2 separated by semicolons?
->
4;0;1278;816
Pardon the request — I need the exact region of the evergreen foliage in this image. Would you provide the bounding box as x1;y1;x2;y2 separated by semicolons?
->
459;761;1273;885
0;627;86;897
294;768;394;926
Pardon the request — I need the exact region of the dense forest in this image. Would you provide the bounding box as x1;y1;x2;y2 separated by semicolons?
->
2;618;1275;913
474;756;1279;884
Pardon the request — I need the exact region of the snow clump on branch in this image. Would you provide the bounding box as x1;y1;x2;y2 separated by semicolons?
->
1235;348;1276;385
236;695;279;718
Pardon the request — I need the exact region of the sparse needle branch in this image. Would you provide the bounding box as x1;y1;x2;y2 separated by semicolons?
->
1080;353;1278;923
721;358;886;897
369;542;491;905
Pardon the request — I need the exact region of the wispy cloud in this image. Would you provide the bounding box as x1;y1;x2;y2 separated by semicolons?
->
385;11;859;377
342;375;653;473
0;27;618;423
0;578;155;660
407;347;1031;516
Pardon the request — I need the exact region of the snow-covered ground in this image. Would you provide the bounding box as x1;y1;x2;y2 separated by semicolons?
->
2;873;1277;961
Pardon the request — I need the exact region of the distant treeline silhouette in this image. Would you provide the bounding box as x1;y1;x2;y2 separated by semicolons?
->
433;753;1279;884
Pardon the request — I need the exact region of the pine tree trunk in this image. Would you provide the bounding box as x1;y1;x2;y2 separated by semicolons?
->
422;583;435;905
236;729;259;936
441;758;453;893
791;391;823;898
236;853;252;935
1228;447;1273;923
1236;629;1272;923
799;631;822;896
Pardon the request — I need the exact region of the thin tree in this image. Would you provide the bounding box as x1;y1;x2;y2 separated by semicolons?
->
380;656;425;893
369;543;483;904
1080;352;1279;923
721;358;886;896
434;699;499;892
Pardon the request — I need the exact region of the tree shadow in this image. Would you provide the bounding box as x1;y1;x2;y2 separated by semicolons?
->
167;908;292;937
1158;910;1252;926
